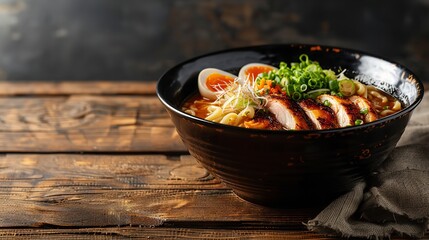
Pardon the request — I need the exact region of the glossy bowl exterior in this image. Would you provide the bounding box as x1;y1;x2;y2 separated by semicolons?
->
157;44;424;207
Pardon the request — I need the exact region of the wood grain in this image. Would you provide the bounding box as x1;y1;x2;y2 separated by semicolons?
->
0;154;318;229
0;81;156;95
0;95;186;152
0;227;338;239
0;153;421;239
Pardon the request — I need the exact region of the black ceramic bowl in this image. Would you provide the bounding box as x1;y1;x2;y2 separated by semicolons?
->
157;44;424;207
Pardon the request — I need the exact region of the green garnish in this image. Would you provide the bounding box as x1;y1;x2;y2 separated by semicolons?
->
383;106;389;110
292;92;302;101
355;119;363;125
305;88;330;99
256;54;356;100
323;100;331;107
360;108;369;115
329;80;339;92
338;79;356;97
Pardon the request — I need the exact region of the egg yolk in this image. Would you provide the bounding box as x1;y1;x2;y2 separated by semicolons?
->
245;66;273;80
206;73;234;91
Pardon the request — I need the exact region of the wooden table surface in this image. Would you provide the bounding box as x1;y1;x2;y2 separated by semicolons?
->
0;81;426;239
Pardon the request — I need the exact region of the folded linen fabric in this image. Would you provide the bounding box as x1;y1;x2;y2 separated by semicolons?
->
307;91;429;239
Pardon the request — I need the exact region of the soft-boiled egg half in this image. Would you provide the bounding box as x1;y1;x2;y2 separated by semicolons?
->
198;68;237;100
238;63;278;82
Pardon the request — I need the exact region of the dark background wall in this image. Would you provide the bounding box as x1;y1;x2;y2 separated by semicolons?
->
0;0;428;82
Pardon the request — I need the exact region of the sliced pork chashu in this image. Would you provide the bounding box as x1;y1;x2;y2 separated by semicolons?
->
317;94;361;127
299;98;339;130
348;95;379;123
243;111;284;130
266;95;314;130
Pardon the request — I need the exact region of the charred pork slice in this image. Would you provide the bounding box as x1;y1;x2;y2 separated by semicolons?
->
349;95;379;123
317;94;361;127
266;95;314;130
299;99;339;130
243;111;284;130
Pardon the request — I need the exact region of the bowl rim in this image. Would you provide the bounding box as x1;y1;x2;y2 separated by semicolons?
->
157;43;425;135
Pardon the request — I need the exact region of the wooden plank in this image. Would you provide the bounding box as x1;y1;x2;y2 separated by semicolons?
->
0;154;318;228
0;154;424;239
0;188;317;228
0;228;421;240
0;227;338;239
0;81;156;96
0;154;222;190
0;95;186;152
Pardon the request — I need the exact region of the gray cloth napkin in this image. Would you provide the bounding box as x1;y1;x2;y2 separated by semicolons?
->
306;92;429;239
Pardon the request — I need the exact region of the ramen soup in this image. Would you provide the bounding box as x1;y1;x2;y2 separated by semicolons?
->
182;54;402;130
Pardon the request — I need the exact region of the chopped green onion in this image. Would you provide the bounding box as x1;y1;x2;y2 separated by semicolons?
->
287;83;294;91
305;64;318;72
254;54;362;102
257;54;337;99
292;92;302;101
329;80;339;92
360;108;369;115
299;54;309;63
306;88;330;99
308;79;318;89
293;84;301;93
323;69;337;81
383;106;389;110
355;119;363;125
281;77;288;86
323;100;331;107
338;79;356;97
